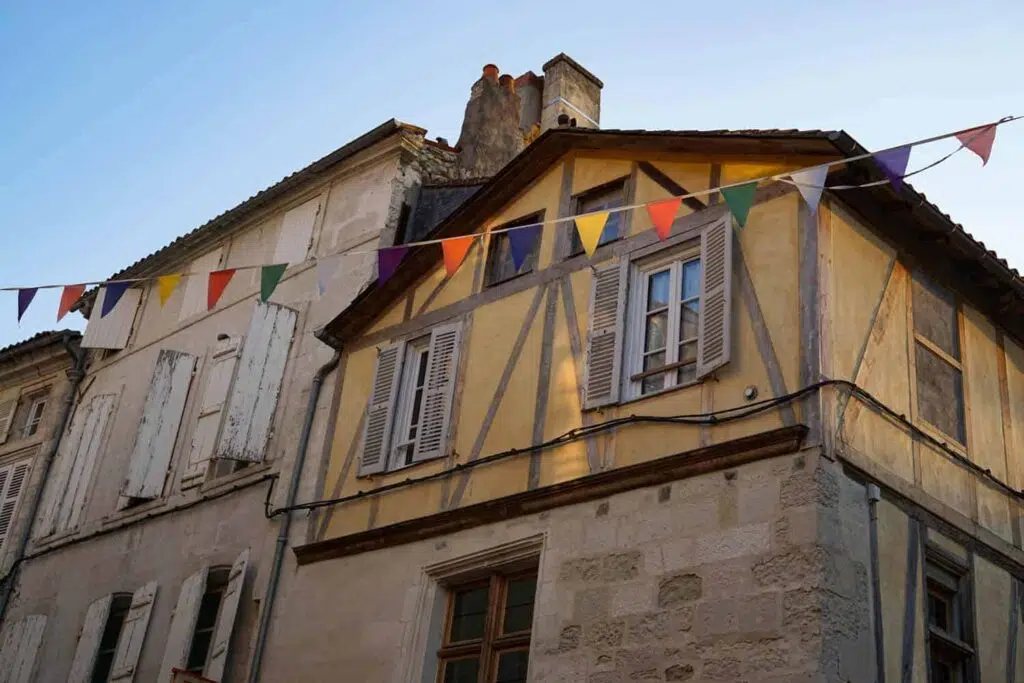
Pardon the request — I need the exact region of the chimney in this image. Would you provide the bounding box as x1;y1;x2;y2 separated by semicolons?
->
455;64;525;178
515;71;543;132
540;53;603;132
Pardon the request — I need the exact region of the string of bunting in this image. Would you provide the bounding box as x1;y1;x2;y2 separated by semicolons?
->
5;116;1014;325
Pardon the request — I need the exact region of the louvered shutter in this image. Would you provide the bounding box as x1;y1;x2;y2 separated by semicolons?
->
359;343;404;476
0;388;19;445
157;568;208;683
696;216;734;378
58;394;116;532
0;460;30;555
583;261;627;409
68;595;113;683
109;581;158;683
183;338;242;483
123;351;197;499
413;323;462;462
0;614;46;683
204;549;249;682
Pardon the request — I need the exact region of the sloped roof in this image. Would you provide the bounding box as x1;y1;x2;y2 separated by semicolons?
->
0;330;80;364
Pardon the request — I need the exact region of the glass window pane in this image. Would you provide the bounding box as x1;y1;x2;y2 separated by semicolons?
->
647;271;670;309
502;576;537;634
644;312;668;352
682;260;701;300
915;343;966;443
680;302;699;340
913;277;959;358
495;650;530;683
642;352;666;395
442;657;481;683
449;586;489;642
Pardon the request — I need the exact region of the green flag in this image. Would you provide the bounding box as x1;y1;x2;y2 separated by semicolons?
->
720;182;759;228
260;263;288;303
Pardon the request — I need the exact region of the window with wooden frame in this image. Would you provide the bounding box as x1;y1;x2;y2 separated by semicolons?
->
90;593;133;683
912;275;966;445
925;551;975;683
568;179;626;256
484;213;543;287
185;566;231;674
436;570;537;683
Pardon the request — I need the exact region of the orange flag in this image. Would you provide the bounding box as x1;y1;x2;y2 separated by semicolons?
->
208;269;236;311
441;236;475;276
57;284;85;322
646;198;682;241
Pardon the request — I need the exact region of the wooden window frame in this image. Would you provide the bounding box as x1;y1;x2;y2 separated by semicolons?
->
484;213;544;288
21;394;48;438
186;565;232;675
388;334;432;471
924;548;975;683
568;177;628;257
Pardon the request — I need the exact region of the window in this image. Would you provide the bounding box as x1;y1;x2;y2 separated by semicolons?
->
437;571;537;683
925;553;974;683
91;593;132;683
22;396;46;438
186;567;230;673
391;335;431;469
569;181;625;256
912;276;966;444
485;214;542;287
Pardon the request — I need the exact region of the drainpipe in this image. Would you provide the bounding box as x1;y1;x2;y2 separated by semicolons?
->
867;483;886;683
0;333;87;624
248;349;341;683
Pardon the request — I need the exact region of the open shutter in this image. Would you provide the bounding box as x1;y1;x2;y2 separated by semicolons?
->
157;568;208;683
0;388;18;444
109;581;158;683
58;394;116;532
412;323;462;462
123;351;197;499
215;303;297;462
204;549;249;682
0;614;46;683
359;343;404;476
68;595;113;683
583;260;627;409
35;398;90;538
0;459;30;555
82;288;142;350
696;216;734;378
183;338;241;483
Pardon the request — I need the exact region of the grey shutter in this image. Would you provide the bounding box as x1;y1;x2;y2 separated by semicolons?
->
0;460;30;555
68;595;113;683
58;394;116;532
0;388;18;445
157;568;208;683
583;260;627;409
109;581;158;683
123;351;197;499
204;549;248;681
0;614;46;683
412;324;461;462
216;303;297;462
359;343;404;475
696;216;733;378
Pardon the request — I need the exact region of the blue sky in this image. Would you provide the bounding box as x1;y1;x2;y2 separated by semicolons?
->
1;1;1020;348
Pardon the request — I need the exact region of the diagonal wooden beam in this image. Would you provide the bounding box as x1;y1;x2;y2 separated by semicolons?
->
315;410;365;540
638;161;706;212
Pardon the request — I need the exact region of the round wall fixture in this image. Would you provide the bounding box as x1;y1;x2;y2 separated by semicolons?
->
744;385;758;401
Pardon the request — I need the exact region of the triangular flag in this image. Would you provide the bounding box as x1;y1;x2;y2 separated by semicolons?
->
507;223;541;271
260;263;287;303
207;269;236;310
57;284;85;322
790;165;829;214
575;212;609;257
720;182;759;228
156;275;181;307
378;246;408;285
17;288;37;323
316;255;341;297
956;125;996;166
874;146;911;190
646;198;682;241
441;236;475;277
101;282;131;318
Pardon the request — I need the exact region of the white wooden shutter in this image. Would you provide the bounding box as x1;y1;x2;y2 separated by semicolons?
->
34;398;89;538
157;568;208;683
359;343;404;476
0;388;18;445
123;351;197;499
204;549;248;681
412;323;462;462
696;216;734;378
68;595;113;683
0;459;30;555
583;260;627;409
273;197;319;265
0;614;46;683
109;581;158;683
82;288;142;350
215;303;297;462
179;250;223;321
57;394;117;532
183;338;242;483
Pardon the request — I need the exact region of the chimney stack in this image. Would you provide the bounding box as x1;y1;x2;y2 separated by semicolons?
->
540;53;602;132
455;64;525;178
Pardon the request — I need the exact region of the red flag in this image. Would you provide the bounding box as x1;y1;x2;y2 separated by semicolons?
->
955;125;996;166
58;284;85;322
646;198;683;241
208;269;236;310
441;236;475;276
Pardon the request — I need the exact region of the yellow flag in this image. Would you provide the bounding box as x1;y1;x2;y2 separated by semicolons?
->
157;274;182;307
575;212;609;257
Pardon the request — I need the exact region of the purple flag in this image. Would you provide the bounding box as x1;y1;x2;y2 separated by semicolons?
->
17;288;37;323
508;223;541;272
378;246;408;285
101;282;131;318
874;146;911;190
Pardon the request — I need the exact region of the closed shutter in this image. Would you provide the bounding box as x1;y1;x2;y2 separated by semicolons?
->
123;351;197;499
359;343;404;475
0;614;46;683
35;398;89;538
179;250;223;321
215;303;297;462
109;581;158;683
68;595;113;683
183;338;242;483
204;549;249;682
0;459;30;555
412;323;462;462
157;568;208;683
0;388;18;444
583;260;627;409
58;394;117;532
696;216;734;378
273;197;319;265
82;288;142;350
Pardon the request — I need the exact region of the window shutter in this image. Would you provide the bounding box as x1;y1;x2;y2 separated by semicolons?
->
0;614;46;683
215;303;298;462
58;394;117;533
108;581;158;683
81;288;142;350
183;338;242;483
157;567;208;683
0;388;19;444
204;549;249;682
359;343;404;476
584;260;627;409
35;399;90;538
68;595;113;683
179;250;223;321
696;216;734;378
123;351;197;499
273;197;319;265
0;459;30;555
413;323;462;462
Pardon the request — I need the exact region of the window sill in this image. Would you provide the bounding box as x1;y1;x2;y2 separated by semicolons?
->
915;418;967;456
586;378;704;413
30;527;78;551
356;453;446;480
103;496;169;527
485;269;535;290
201;460;273;495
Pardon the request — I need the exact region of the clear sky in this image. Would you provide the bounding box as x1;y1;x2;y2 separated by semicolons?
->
1;1;1021;348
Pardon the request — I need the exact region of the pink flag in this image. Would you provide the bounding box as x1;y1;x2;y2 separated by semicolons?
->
955;125;996;166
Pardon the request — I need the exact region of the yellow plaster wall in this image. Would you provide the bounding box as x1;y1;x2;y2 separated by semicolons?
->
571;157;632;195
